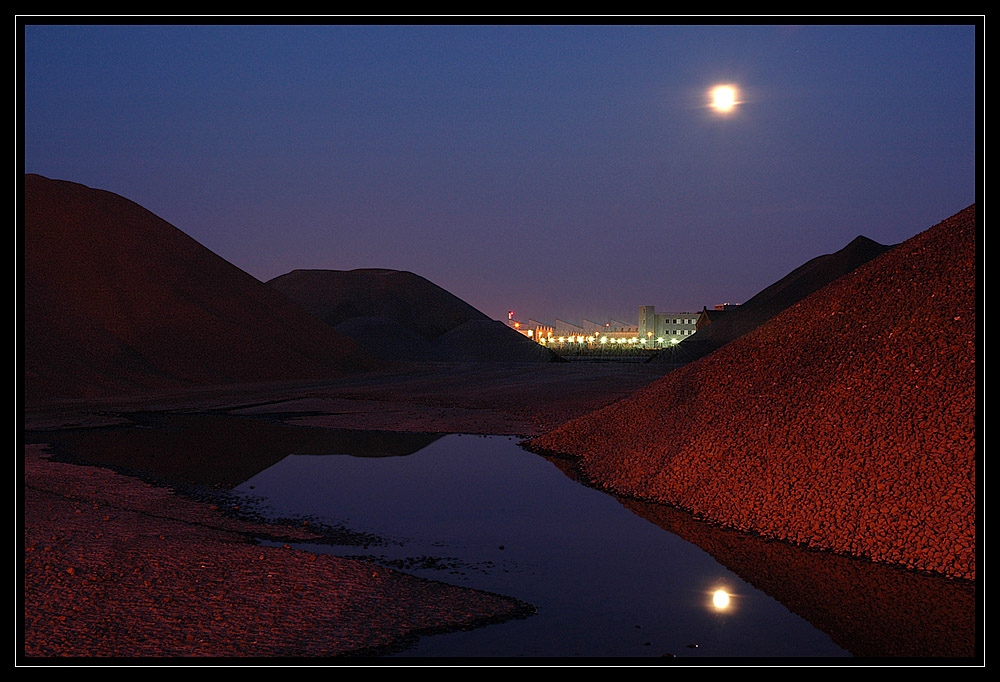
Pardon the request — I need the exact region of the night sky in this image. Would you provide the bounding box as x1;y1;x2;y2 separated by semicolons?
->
21;22;979;325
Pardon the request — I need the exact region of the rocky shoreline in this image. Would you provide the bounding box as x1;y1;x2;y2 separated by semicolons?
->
23;441;536;658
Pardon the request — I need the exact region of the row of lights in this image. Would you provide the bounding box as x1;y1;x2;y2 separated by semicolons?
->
539;335;680;345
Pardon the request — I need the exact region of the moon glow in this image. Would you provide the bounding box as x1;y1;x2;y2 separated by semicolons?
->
710;85;739;113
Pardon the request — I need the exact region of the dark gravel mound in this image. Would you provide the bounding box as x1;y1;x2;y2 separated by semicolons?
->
430;319;564;363
269;268;561;363
268;268;489;342
530;205;977;580
653;234;894;364
24;175;380;405
334;316;436;361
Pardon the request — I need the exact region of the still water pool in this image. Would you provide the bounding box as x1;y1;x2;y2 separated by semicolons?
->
232;433;850;658
33;414;973;660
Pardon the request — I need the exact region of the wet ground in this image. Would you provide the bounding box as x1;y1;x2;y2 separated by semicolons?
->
21;363;980;662
26;412;977;660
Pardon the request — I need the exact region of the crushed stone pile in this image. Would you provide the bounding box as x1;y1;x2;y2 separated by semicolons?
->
24;175;379;405
530;206;976;580
655;234;894;365
270;268;561;363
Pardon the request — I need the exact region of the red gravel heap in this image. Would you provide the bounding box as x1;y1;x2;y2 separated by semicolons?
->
24;174;382;405
531;206;976;580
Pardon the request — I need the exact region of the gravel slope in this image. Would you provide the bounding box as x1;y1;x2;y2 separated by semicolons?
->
529;206;977;580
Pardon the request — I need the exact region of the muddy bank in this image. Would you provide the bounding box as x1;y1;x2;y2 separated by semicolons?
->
24;362;667;436
23;443;534;658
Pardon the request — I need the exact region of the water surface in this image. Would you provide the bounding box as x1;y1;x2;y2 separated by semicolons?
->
31;415;975;660
234;433;850;658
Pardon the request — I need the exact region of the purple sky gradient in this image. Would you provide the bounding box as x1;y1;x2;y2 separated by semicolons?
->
21;22;979;324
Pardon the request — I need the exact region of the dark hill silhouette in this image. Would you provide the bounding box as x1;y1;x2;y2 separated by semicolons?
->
269;268;562;362
529;205;976;581
653;234;894;364
268;268;489;340
24;174;381;405
430;319;562;362
332;316;437;361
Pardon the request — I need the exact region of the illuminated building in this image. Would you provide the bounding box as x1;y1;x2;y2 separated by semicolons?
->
506;304;734;349
638;306;700;345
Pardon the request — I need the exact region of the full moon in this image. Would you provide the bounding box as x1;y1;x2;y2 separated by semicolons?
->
710;85;738;112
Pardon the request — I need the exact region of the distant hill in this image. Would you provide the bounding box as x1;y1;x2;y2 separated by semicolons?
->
23;174;381;405
268;268;490;340
429;319;562;363
269;269;562;363
653;234;894;364
529;205;976;581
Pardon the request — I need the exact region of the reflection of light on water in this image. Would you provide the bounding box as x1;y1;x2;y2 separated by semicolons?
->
712;589;731;610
